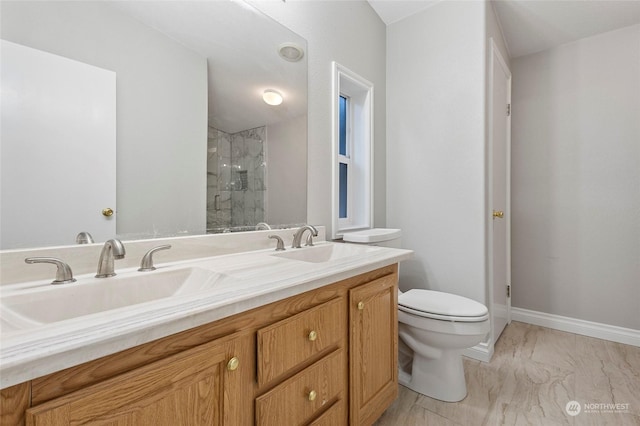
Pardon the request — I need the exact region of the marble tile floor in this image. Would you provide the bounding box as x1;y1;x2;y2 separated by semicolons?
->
375;321;640;426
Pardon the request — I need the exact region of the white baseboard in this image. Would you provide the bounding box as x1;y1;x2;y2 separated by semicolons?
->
511;307;640;347
463;338;494;362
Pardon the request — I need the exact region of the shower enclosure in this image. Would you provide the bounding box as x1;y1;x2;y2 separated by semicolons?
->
207;126;267;232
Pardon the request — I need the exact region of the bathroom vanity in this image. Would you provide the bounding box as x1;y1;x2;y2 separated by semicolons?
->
0;238;411;425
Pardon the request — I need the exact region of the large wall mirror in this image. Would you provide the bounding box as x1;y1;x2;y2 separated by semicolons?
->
0;0;308;250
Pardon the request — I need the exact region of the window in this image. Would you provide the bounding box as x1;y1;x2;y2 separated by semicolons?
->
338;95;350;219
332;62;373;239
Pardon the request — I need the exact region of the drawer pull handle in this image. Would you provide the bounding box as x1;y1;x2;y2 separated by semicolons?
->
308;390;317;401
227;356;239;371
308;330;318;341
357;301;365;310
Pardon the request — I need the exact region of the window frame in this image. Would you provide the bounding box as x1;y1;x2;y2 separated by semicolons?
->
331;62;374;239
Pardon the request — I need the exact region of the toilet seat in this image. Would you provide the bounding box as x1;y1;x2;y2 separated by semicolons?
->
398;289;489;322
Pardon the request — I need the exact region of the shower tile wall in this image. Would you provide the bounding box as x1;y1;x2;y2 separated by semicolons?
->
207;126;266;230
207;127;231;229
230;127;266;227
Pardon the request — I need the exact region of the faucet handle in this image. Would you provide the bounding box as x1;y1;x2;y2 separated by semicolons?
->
305;233;315;247
138;245;172;272
25;257;76;284
268;235;285;251
75;231;94;244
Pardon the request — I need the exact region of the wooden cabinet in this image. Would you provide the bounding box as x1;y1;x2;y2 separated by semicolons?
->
308;399;345;425
349;273;399;426
1;383;29;426
3;264;399;426
257;297;345;386
256;349;345;425
256;297;347;425
25;331;254;426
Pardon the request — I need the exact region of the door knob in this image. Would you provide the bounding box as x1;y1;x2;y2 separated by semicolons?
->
492;210;504;219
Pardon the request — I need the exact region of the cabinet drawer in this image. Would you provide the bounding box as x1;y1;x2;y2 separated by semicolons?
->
257;297;344;385
308;399;346;425
255;349;344;426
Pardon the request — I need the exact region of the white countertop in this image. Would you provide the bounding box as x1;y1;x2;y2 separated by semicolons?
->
0;242;412;389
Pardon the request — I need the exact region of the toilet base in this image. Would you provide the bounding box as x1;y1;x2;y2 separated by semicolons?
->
398;349;468;402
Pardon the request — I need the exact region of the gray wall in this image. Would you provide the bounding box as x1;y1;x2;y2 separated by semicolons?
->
251;0;387;238
386;1;488;303
511;24;640;329
1;1;208;238
267;115;307;225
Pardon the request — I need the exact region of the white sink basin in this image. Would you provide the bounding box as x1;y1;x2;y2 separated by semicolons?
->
272;243;380;263
1;267;231;330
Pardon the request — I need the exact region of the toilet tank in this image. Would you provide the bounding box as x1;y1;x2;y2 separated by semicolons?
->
342;228;402;248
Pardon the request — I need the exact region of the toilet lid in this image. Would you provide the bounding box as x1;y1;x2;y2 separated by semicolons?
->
398;289;489;322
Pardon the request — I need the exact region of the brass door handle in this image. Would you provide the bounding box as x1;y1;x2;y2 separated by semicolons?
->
492;210;504;219
102;208;114;217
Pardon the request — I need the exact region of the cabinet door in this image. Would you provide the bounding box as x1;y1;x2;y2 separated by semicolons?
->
26;331;254;426
349;272;398;426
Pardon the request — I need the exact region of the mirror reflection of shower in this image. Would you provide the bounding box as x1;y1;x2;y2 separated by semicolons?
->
207;126;266;232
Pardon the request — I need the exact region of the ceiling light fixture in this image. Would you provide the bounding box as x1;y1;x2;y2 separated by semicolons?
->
278;42;304;62
263;89;283;106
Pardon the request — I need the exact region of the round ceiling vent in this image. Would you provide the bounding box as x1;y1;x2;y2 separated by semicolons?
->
278;42;304;62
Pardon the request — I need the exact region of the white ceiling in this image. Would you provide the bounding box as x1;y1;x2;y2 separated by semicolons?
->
367;0;441;25
111;1;307;134
368;0;640;58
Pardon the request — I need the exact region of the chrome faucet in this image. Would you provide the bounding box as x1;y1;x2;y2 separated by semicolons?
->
96;239;126;278
291;225;318;248
25;257;76;284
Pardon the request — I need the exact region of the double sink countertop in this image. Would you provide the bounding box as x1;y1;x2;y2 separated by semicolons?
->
0;241;412;389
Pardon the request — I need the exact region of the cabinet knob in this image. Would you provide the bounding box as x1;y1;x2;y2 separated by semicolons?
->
308;330;318;341
102;208;114;217
308;390;317;401
357;301;365;310
227;356;239;371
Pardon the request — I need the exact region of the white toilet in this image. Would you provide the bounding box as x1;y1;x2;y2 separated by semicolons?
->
343;228;490;402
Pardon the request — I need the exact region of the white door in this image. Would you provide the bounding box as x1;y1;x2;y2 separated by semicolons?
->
1;40;116;249
490;40;511;342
